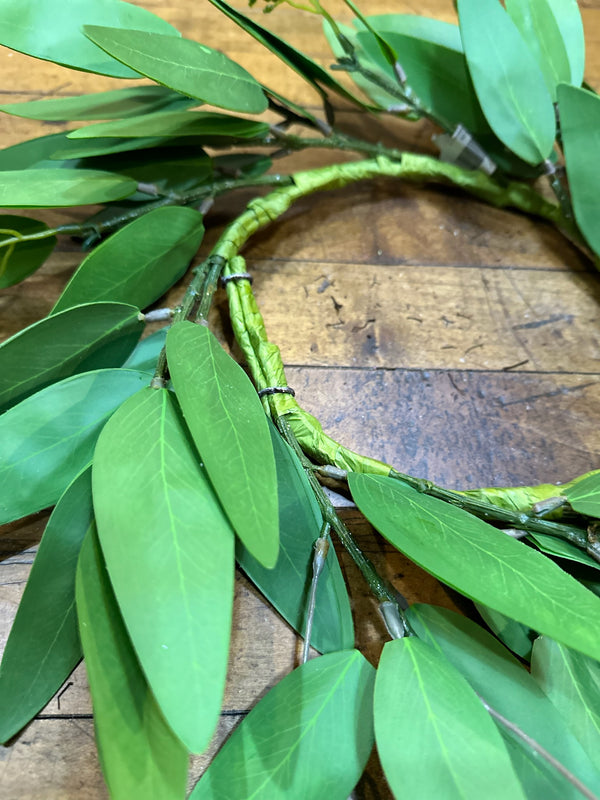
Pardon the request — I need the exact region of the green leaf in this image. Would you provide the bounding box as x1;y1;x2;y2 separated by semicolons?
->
528;533;600;572
499;726;582;800
562;463;600;517
50;134;216;162
67;110;270;141
0;0;179;78
92;387;235;753
505;0;572;100
123;328;168;374
0;85;194;121
167;322;279;568
206;0;365;108
0;169;137;207
51;207;204;314
474;603;536;661
2;131;212;190
0;131;196;172
237;423;353;653
532;636;600;773
360;14;463;52
0;467;92;744
457;0;555;164
545;0;585;85
0;131;166;171
0;302;144;412
348;474;600;661
190;649;375;799
406;603;600;797
0;133;74;171
374;637;525;800
0;215;57;288
84;27;267;115
76;526;188;799
0;368;148;525
356;30;489;134
323;21;400;109
213;152;272;179
98;151;212;195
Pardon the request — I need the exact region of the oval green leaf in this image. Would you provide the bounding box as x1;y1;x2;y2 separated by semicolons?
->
505;0;571;100
362;14;463;51
0;169;137;207
206;0;365;108
0;131;163;171
84;26;267;115
498;717;583;800
349;473;600;661
323;20;400;109
562;458;600;516
406;603;600;797
0;467;92;744
51;207;204;314
94;150;213;195
0;215;57;288
237;423;353;653
0;302;144;412
76;526;188;799
458;0;555;163
356;30;488;134
0;0;179;78
375;637;525;800
528;533;600;572
167;321;279;568
546;0;585;85
92;387;235;753
0;368;148;525
0;85;193;121
532;636;600;773
474;602;536;660
67;110;269;141
0;133;74;171
190;649;375;799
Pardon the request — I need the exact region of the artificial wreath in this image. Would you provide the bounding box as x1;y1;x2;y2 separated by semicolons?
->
0;0;600;797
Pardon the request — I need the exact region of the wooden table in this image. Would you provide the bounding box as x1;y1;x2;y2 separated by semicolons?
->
1;1;599;797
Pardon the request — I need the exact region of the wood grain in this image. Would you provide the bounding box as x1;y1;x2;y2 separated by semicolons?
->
1;0;599;798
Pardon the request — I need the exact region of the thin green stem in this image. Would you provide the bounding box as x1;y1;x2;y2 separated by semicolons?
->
388;470;589;548
262;128;406;161
479;694;600;800
0;174;293;255
302;524;330;662
277;415;407;608
151;257;218;386
341;56;451;130
546;167;574;223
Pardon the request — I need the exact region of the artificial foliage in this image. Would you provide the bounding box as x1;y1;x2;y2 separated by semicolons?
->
0;0;600;798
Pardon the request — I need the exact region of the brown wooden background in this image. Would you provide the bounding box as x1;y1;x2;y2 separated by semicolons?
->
1;1;599;797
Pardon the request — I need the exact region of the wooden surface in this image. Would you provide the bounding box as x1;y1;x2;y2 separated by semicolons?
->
1;1;600;798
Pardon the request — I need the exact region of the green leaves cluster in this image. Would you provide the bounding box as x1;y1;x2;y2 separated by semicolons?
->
321;0;600;257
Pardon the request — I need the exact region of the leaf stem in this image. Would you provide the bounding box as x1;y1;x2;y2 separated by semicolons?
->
388;469;589;548
479;693;600;800
276;415;407;609
302;525;330;663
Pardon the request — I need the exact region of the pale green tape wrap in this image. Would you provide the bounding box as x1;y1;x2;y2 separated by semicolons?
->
216;156;573;483
223;255;390;475
458;469;600;518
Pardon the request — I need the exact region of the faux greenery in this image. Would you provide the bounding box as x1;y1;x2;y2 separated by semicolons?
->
1;0;600;797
